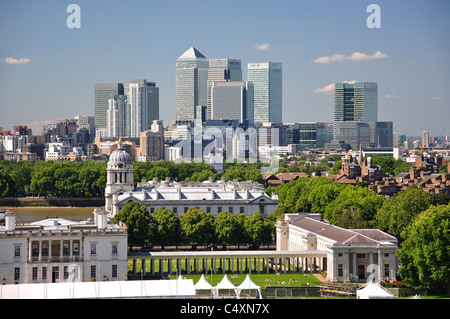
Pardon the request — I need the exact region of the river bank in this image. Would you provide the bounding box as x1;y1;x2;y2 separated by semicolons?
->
0;206;101;223
0;197;104;207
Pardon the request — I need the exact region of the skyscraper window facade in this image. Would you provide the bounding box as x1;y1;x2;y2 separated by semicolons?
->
176;47;209;122
334;82;378;138
207;58;242;120
210;81;254;126
248;62;282;125
94;83;124;131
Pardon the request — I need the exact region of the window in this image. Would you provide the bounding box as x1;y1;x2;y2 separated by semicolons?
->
184;207;188;214
173;207;178;215
357;254;365;258
14;245;21;257
384;264;390;277
384;253;390;257
206;207;211;213
42;267;47;280
14;267;20;281
90;243;97;255
32;267;38;281
240;207;245;214
112;243;118;255
91;265;96;280
64;266;69;279
218;207;222;213
338;264;343;277
112;265;118;278
229;207;233;214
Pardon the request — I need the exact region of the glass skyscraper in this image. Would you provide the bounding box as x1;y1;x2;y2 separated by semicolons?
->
176;47;209;122
95;83;124;131
247;62;282;125
207;58;242;120
334;82;378;138
210;81;254;125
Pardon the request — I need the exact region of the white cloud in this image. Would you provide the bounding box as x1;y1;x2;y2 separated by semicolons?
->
313;51;388;64
250;42;271;51
313;80;357;95
313;83;335;94
3;57;32;64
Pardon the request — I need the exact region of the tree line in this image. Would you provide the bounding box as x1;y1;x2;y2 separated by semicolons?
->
113;203;275;251
268;176;449;295
0;160;265;198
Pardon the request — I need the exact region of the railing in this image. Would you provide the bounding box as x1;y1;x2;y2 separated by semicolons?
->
29;255;83;263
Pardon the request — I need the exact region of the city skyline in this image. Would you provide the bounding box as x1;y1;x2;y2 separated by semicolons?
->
0;0;449;137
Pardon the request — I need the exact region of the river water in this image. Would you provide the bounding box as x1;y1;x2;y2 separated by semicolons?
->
0;206;100;223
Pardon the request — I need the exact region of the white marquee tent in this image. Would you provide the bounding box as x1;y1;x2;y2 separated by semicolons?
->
356;281;394;299
0;279;196;299
212;275;238;298
236;275;262;299
194;274;213;298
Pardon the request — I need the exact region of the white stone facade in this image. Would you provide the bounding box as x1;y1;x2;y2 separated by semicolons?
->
0;211;128;285
276;213;398;283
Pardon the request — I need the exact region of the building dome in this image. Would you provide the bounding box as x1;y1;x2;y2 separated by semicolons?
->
108;140;132;166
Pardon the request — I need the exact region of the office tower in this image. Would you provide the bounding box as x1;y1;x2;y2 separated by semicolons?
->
207;58;242;119
94;83;124;132
422;130;429;148
176;47;209;122
124;81;147;138
146;82;159;126
370;121;393;147
258;122;287;147
122;79;159;138
107;95;127;138
334;122;371;150
247;62;282;125
333;82;378;138
210;81;254;125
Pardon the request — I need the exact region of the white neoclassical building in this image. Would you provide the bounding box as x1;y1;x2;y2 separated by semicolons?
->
104;141;279;218
0;210;128;285
276;213;398;283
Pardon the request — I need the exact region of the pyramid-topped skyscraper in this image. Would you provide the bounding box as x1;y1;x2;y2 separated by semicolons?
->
176;46;208;122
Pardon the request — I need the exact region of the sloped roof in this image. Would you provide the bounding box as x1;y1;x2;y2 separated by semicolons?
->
178;46;206;60
291;217;395;245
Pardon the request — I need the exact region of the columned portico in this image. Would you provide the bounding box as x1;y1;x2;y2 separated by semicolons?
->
129;250;328;276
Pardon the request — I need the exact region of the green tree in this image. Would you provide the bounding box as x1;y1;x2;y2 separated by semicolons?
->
244;211;273;248
179;208;215;248
113;201;153;250
0;169;15;197
397;204;450;294
152;208;178;250
330;161;342;175
375;186;432;241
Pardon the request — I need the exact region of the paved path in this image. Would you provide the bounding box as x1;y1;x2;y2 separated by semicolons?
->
313;273;328;283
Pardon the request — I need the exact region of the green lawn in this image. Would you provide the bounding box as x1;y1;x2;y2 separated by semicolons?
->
177;273;322;288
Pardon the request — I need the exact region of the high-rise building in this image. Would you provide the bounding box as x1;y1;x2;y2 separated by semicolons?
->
370;121;393;148
334;82;378;138
207;58;242;119
210;81;254;125
94;83;124;132
136;130;164;162
107;95;127;138
247;62;282;125
422;130;429;148
124;81;147;138
176;47;209;122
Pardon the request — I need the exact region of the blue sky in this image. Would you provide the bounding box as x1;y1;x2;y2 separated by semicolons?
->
0;0;449;137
